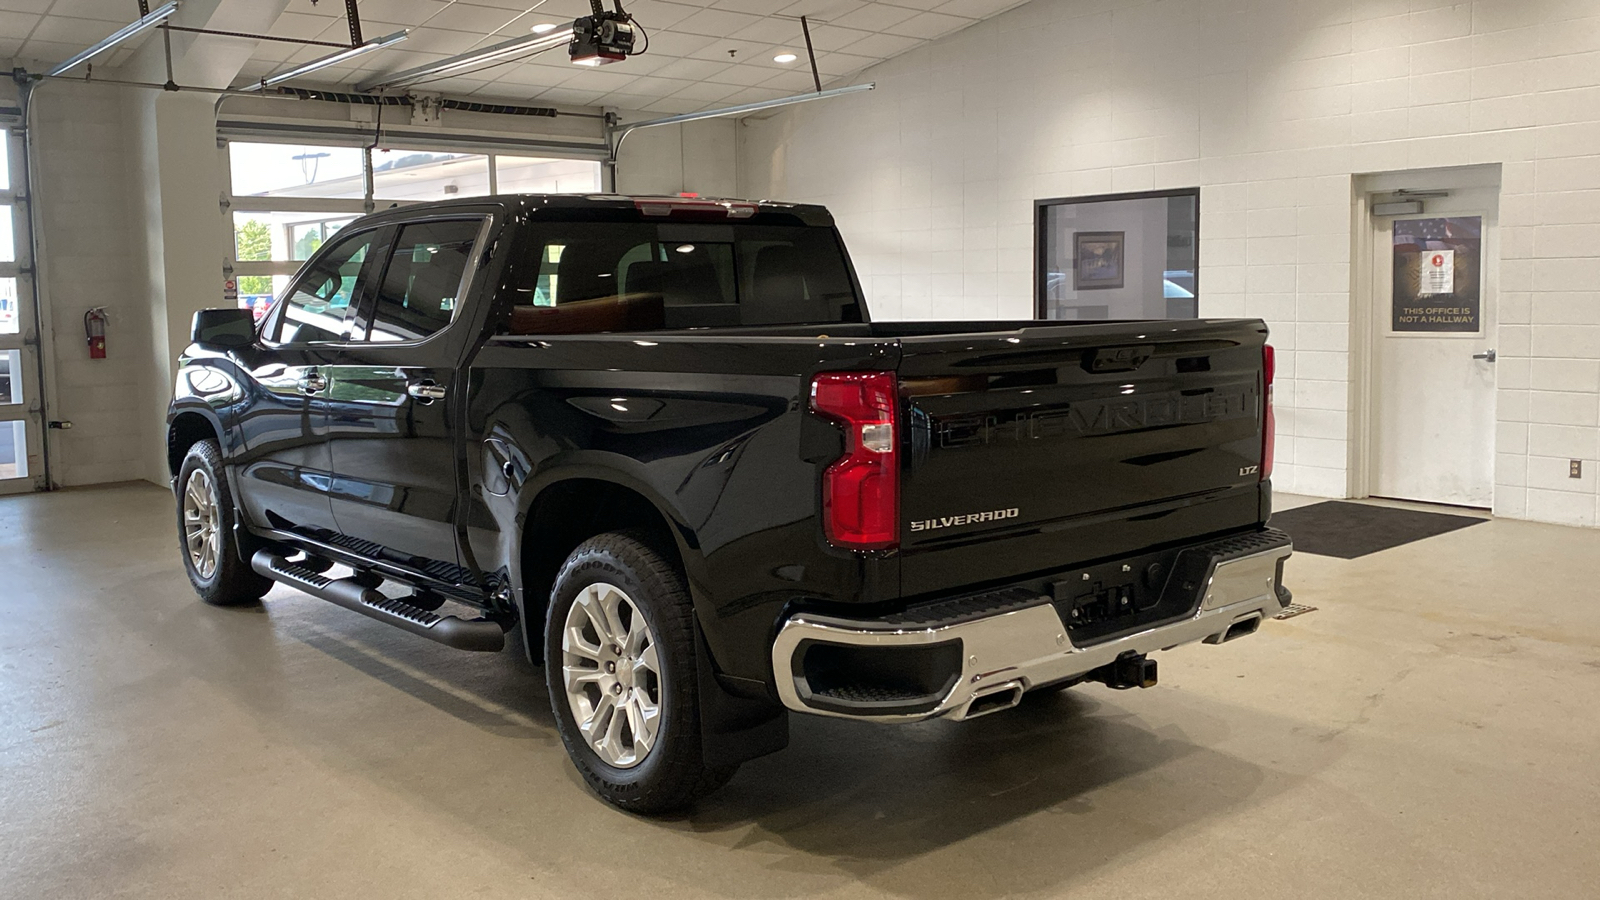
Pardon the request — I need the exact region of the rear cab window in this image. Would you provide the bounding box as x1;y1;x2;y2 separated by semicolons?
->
503;222;862;335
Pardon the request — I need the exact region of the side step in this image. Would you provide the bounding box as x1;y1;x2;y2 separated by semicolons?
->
251;550;506;652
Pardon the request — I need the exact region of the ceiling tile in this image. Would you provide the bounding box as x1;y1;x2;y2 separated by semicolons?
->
648;56;733;81
26;15;111;45
775;0;869;21
885;9;972;39
801;24;873;51
666;79;741;102
670;7;766;38
271;11;343;42
366;0;453;27
932;0;1027;18
830;3;921;32
43;0;128;21
425;3;533;35
725;15;803;45
558;68;643;92
836;30;921;58
0;10;37;40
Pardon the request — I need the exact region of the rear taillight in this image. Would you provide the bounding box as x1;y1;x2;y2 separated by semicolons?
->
810;371;899;551
1261;344;1275;482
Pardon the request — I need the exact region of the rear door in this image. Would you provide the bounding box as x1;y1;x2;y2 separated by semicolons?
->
323;216;491;576
893;319;1269;597
234;226;383;534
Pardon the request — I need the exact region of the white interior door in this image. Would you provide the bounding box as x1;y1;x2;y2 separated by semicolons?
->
1369;186;1499;508
0;125;42;495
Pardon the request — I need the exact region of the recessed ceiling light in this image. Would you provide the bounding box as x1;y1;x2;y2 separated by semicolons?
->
530;22;559;34
774;52;798;63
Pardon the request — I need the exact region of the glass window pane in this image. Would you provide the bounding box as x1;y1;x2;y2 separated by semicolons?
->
0;277;17;335
372;148;490;201
0;347;21;405
233;211;358;263
272;230;380;343
229;142;365;198
0;129;11;191
503;223;862;335
0;205;14;263
0;420;26;480
494;155;603;194
363;220;482;342
1039;191;1199;321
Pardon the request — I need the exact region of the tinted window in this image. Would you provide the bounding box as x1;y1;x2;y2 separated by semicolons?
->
504;222;860;335
364;219;482;342
269;229;378;343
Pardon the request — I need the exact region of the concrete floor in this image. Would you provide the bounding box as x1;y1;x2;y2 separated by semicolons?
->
2;484;1598;899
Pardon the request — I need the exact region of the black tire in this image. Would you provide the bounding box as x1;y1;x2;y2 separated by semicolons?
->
544;531;736;814
175;439;272;607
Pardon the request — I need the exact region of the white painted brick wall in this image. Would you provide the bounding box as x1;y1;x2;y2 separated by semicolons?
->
741;0;1600;527
31;83;148;487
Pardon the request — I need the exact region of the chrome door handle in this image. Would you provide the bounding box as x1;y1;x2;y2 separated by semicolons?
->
298;372;328;394
407;381;448;402
1472;349;1496;362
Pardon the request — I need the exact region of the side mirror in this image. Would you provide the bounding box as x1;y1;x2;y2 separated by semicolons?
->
191;308;256;349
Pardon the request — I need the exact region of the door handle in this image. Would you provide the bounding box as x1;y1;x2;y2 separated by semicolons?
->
1472;349;1496;362
407;381;448;402
298;372;328;394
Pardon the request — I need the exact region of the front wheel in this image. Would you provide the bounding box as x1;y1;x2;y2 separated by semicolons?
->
176;439;272;606
544;532;735;814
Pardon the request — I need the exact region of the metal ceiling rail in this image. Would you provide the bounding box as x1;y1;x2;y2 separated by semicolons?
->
46;0;180;77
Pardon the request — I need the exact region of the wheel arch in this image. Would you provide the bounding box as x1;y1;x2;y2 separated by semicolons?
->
515;474;692;665
167;409;222;480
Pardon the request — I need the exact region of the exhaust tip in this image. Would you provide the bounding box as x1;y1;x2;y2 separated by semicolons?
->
1206;613;1263;644
960;682;1024;719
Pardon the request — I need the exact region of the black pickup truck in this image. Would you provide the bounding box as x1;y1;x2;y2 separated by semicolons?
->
170;194;1292;813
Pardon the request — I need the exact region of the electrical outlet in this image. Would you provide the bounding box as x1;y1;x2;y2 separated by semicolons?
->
1572;460;1583;479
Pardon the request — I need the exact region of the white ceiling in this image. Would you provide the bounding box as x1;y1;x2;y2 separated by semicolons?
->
2;0;1029;112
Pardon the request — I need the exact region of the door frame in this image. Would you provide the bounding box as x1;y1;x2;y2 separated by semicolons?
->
1349;165;1502;504
0;119;44;495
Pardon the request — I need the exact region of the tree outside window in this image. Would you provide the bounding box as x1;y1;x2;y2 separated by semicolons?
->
235;218;273;296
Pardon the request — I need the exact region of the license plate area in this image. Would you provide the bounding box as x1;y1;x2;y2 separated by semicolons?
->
1048;544;1213;645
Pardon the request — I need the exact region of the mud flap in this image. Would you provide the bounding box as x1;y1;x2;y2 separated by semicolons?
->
695;616;789;768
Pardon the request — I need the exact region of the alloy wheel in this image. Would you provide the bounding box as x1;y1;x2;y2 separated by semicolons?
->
182;468;221;580
561;582;663;768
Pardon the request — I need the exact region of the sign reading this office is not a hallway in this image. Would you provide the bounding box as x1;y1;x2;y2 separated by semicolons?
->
1391;216;1482;334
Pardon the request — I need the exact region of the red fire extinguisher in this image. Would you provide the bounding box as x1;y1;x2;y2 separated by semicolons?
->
84;307;107;360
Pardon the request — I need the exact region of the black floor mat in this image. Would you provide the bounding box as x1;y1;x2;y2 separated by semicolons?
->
1270;500;1486;559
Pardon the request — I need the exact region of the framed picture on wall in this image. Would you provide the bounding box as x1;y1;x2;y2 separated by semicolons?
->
1073;231;1125;290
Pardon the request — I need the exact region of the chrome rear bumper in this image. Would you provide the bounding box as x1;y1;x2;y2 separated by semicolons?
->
771;530;1292;722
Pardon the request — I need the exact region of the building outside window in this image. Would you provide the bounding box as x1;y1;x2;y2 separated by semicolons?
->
224;140;603;320
1035;188;1199;321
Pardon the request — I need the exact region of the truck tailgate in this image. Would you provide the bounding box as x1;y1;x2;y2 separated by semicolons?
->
895;319;1270;598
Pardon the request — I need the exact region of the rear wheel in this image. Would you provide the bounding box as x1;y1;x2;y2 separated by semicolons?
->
544;532;735;814
176;439;272;606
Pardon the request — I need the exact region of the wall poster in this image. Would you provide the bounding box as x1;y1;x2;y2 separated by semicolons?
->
1391;216;1482;333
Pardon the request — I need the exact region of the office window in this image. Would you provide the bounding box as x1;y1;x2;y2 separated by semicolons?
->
1036;188;1199;321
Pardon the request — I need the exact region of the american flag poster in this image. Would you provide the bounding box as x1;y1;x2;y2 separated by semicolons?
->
1391;216;1482;333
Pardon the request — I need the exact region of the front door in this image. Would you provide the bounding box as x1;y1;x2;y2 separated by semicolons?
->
325;216;490;575
233;225;384;534
1368;186;1499;507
